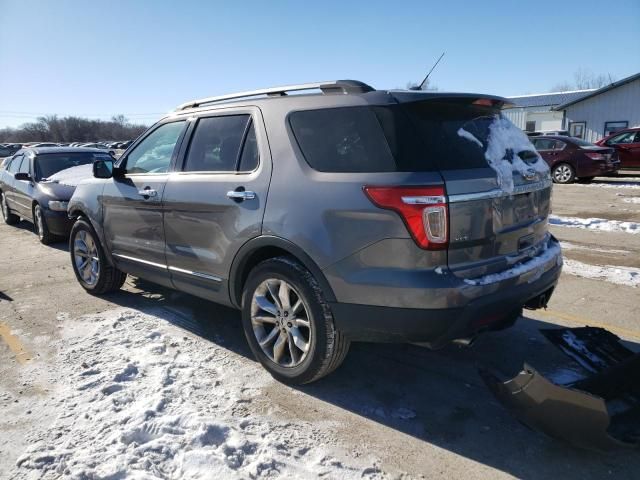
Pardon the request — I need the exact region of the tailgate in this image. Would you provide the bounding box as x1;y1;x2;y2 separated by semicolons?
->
402;99;552;279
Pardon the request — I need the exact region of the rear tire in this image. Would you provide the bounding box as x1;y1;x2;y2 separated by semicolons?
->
241;256;350;385
33;204;57;245
552;163;575;184
1;192;19;225
69;218;126;294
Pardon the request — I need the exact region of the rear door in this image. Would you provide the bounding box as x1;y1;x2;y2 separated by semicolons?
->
102;120;188;287
162;107;271;303
1;154;22;209
404;99;552;279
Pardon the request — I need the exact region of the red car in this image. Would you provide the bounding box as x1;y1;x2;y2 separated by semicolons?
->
595;128;640;169
531;136;619;184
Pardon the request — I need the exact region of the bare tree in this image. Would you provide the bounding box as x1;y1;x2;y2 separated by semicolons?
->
550;69;614;92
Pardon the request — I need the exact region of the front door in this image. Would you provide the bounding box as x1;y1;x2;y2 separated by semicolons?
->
606;130;640;168
162;109;271;304
102;120;188;287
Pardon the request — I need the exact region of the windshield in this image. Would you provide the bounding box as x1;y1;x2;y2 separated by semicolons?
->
35;152;112;180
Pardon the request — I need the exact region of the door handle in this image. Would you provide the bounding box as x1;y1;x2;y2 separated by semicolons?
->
226;189;256;201
138;188;157;198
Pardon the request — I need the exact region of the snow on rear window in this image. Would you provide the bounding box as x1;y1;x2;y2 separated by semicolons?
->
458;115;550;193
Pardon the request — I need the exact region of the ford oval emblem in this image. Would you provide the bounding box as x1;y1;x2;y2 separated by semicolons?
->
523;168;537;181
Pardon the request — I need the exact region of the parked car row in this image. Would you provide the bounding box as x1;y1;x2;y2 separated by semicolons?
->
1;80;563;385
0;140;133;157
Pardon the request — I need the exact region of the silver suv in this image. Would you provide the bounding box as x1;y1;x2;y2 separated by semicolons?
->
68;80;562;384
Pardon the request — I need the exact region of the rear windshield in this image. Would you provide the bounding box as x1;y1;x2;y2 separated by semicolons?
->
289;100;509;172
35;152;112;180
568;138;595;147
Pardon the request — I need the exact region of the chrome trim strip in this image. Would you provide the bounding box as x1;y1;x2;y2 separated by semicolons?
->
168;266;222;282
448;178;552;203
112;253;167;270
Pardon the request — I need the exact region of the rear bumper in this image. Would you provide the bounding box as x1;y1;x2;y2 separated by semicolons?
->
43;208;73;237
578;160;620;177
329;239;562;345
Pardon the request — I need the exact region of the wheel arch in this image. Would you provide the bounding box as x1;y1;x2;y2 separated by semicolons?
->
68;205;115;267
229;236;336;309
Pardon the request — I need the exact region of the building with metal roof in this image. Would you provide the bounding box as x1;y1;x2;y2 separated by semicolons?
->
502;89;594;134
553;72;640;142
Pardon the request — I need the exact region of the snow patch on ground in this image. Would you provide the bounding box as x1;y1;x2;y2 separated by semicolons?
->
549;215;640;234
562;259;640;288
458;116;549;194
559;241;630;255
574;181;640;190
621;197;640;204
464;240;561;286
12;309;384;479
44;163;93;187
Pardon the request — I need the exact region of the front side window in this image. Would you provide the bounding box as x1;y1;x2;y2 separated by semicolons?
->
125;121;186;174
18;157;30;174
608;131;636;145
183;115;250;172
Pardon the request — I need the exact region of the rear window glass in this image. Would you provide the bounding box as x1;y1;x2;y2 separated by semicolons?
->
289;101;512;172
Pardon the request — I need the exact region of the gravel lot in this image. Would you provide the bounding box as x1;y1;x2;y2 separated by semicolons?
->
1;174;640;478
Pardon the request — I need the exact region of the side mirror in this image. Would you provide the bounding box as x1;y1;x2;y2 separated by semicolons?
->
93;159;114;179
14;172;31;181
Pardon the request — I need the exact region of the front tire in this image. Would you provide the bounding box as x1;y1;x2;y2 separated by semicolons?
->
33;204;57;245
1;192;19;225
69;218;126;294
552;163;575;184
241;256;350;385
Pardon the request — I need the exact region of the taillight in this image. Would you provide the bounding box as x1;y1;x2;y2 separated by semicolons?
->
585;152;605;161
363;185;448;250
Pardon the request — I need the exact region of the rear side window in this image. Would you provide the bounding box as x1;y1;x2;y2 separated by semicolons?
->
8;155;23;173
290;107;399;172
183;115;250;172
238;122;259;172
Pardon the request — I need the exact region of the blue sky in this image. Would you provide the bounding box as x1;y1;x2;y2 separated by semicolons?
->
0;0;638;128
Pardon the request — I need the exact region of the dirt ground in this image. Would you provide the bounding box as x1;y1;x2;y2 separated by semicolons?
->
1;174;640;479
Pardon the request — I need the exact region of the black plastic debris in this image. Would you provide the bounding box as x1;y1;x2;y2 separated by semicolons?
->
481;327;640;451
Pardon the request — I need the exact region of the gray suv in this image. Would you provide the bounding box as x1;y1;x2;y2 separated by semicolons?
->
68;80;562;384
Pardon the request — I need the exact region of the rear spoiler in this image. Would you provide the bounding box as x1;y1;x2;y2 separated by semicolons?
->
481;327;640;451
389;91;515;109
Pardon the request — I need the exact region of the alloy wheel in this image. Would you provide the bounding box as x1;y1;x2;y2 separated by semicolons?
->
553;165;573;183
250;278;312;367
73;230;100;286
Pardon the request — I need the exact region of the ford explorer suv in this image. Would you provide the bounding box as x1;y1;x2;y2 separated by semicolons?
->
67;80;562;384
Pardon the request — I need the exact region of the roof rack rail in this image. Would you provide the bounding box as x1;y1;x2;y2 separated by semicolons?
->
175;80;374;111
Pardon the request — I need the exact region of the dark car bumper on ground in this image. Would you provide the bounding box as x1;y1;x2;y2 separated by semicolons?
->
43;208;74;237
330;253;562;347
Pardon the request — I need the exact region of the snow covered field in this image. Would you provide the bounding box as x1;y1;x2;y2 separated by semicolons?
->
11;309;384;479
